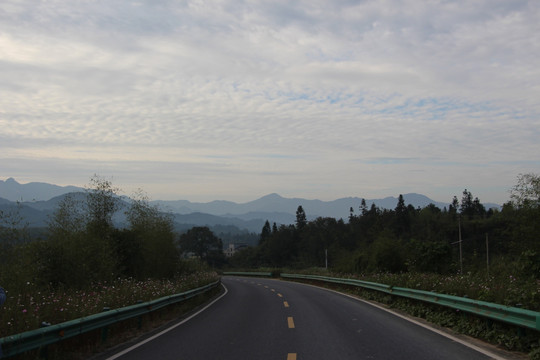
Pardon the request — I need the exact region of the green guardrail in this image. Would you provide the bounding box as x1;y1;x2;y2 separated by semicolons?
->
223;271;273;277
0;280;220;358
281;273;540;332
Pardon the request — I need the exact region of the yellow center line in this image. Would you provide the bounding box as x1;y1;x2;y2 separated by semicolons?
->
287;317;295;328
277;293;283;297
283;301;289;307
271;289;276;292
287;353;297;360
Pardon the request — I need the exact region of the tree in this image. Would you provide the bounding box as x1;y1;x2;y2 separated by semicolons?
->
85;175;120;237
510;173;540;208
508;173;540;259
360;198;368;216
460;189;474;219
394;194;410;237
124;190;178;278
349;207;355;222
0;202;30;291
179;227;225;266
408;239;452;273
296;206;307;230
472;197;486;217
40;181;119;288
449;196;459;218
0;201;28;253
261;224;297;267
370;230;406;273
260;220;272;244
47;193;86;240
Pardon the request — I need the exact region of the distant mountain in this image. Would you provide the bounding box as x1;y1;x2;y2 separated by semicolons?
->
0;197;53;227
1;178;500;234
152;193;454;221
0;178;83;202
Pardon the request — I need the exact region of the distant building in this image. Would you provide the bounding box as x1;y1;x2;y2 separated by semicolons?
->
224;243;248;257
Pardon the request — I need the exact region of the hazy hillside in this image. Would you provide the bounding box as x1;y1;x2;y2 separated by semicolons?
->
152;193;454;220
0;178;84;202
1;178;500;234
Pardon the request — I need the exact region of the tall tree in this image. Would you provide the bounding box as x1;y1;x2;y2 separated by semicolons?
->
360;198;368;217
125;190;178;278
510;173;540;208
85;175;120;237
296;205;307;230
260;220;272;244
179;227;225;266
394;194;410;237
460;189;474;219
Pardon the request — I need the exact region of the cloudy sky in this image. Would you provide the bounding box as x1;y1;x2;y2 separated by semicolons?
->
1;1;539;204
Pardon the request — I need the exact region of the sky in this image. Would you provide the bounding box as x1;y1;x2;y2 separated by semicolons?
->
1;0;539;205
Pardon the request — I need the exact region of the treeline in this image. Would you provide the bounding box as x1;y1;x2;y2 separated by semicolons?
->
0;176;224;295
230;174;540;279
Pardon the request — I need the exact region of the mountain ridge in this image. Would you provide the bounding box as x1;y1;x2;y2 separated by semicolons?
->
0;177;84;202
0;178;500;233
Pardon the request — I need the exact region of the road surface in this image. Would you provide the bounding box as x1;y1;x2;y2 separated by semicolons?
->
103;276;508;360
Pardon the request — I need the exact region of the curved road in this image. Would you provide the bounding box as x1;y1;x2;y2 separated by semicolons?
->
103;276;507;360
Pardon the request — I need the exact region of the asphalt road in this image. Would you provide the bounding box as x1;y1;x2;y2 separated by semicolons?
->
103;276;506;360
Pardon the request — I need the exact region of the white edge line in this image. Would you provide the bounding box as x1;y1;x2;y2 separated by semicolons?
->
292;281;508;360
105;283;229;360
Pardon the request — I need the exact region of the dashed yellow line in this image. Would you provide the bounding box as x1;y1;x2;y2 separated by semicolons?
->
287;353;297;360
287;317;295;329
277;293;283;297
283;301;289;308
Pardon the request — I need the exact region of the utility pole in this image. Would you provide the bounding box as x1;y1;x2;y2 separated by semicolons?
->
458;216;463;274
451;215;464;274
325;248;328;270
486;233;489;277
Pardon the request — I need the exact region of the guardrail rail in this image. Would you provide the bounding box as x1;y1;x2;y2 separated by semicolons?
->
0;280;220;358
280;273;540;332
223;271;273;277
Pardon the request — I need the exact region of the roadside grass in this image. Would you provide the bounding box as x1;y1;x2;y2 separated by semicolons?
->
0;271;220;359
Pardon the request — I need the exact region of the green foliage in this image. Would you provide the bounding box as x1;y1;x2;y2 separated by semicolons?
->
511;173;540;208
295;205;307;230
0;201;29;256
370;231;407;273
232;180;540;283
0;176;183;293
124;190;179;278
85;175;120;238
260;220;272;244
228;246;261;269
407;239;452;273
179;226;226;267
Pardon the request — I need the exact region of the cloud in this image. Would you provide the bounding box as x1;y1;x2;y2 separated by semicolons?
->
0;0;539;204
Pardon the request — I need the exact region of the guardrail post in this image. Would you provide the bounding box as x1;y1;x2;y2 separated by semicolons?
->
101;307;111;343
515;304;525;337
39;321;51;359
136;300;143;329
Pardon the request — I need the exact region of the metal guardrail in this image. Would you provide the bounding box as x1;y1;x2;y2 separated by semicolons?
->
281;273;540;332
0;280;220;358
223;271;273;277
